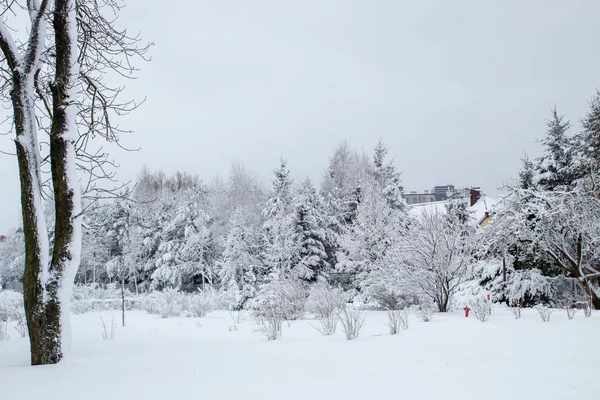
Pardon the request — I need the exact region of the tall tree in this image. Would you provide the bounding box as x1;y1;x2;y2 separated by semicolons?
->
578;90;600;173
290;178;329;282
371;139;405;211
261;159;296;281
0;1;149;364
536;108;577;191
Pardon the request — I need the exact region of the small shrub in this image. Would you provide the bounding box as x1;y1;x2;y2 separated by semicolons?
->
229;309;245;325
386;308;409;335
338;306;366;340
369;286;415;311
247;278;310;339
278;280;308;321
418;303;435;322
535;304;553;322
252;304;283;341
565;300;577;320
510;306;522;319
14;314;27;337
143;288;185;318
307;284;345;335
187;289;215;318
473;298;491;322
0;290;24;321
0;290;25;341
100;316;117;340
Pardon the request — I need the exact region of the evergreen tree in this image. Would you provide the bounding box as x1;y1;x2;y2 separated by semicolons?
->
218;211;259;310
536;108;577;191
518;152;536;190
579;89;600;172
264;159;292;220
262;159;297;279
290;179;330;282
151;189;215;290
371;140;406;211
337;191;405;293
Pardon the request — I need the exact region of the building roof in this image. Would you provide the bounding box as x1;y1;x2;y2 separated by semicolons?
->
408;195;497;226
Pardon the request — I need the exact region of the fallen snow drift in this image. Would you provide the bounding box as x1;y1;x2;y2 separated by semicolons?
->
1;308;598;400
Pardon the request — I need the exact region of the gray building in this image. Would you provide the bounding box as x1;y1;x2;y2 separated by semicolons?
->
403;185;471;205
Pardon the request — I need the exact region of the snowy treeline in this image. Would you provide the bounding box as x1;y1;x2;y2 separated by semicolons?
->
4;86;600;315
1;140;478;312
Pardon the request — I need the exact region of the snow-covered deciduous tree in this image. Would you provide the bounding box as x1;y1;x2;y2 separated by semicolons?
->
399;204;474;312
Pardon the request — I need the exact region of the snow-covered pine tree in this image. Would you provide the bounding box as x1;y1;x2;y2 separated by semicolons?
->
290;178;330;282
261;159;298;280
104;200;132;275
151;188;215;290
578;90;600;172
337;190;405;295
536;108;577;191
218;211;259;310
518;152;536;190
264;159;293;220
371;140;406;211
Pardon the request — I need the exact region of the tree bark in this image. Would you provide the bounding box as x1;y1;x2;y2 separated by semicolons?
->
46;0;82;362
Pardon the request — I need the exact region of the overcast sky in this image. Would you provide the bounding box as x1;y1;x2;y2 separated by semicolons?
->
1;0;600;230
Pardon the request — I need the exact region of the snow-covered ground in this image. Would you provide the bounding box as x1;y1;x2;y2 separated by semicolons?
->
1;307;598;400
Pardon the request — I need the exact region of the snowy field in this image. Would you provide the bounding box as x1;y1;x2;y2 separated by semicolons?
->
1;308;599;400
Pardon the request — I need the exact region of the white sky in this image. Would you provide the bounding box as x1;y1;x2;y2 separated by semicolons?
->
1;0;600;231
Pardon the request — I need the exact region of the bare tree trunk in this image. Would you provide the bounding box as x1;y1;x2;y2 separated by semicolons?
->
44;0;82;364
1;1;57;365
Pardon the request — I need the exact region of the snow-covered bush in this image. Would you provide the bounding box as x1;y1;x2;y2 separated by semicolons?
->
565;300;577;320
248;278;308;323
142;288;186;318
511;306;522;319
187;289;215;318
228;309;245;327
386;308;409;334
254;310;282;341
418;302;435;322
14;317;26;338
338;305;365;340
307;284;345;335
535;304;553;322
0;290;24;322
249;288;285;340
100;316;117;340
368;285;413;311
0;291;26;342
473;298;491;322
70;284;140;314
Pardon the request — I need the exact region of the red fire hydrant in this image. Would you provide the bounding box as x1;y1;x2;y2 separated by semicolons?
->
464;305;470;318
